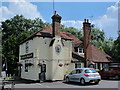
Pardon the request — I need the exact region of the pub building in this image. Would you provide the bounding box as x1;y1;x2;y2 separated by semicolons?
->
18;12;112;81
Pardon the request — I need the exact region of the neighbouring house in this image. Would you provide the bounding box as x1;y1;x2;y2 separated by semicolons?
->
77;19;112;70
18;12;112;81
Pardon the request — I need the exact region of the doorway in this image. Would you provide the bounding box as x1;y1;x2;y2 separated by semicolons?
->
39;64;46;82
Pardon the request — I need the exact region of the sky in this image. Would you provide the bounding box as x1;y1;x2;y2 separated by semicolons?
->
0;0;119;39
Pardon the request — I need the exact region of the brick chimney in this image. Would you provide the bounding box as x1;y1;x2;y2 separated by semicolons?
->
52;11;62;37
83;19;92;67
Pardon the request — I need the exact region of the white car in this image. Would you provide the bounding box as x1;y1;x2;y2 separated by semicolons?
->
65;68;101;85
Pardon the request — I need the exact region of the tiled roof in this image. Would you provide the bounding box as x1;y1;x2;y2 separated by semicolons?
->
20;26;73;44
90;44;112;62
72;51;85;62
20;26;112;62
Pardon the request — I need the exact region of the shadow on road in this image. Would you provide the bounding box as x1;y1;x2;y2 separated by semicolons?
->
62;81;98;86
14;77;59;84
101;78;120;81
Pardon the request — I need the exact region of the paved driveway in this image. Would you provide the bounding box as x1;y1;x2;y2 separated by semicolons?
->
3;79;120;89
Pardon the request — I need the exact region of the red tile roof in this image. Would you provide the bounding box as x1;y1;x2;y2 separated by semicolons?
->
90;44;112;62
20;26;112;63
40;26;52;34
20;26;73;44
72;51;85;62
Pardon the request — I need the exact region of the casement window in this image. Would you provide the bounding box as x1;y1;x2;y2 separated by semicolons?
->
78;48;84;54
25;60;28;72
25;42;29;53
75;63;81;68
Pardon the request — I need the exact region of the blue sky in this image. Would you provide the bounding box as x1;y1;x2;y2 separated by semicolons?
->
1;0;118;39
33;2;115;22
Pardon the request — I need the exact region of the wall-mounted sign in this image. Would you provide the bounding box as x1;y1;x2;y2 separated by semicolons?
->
21;53;33;60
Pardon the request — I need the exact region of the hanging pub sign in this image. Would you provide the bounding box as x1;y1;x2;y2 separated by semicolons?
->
21;53;33;60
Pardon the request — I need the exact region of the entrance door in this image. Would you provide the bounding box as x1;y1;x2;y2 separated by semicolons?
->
39;64;46;82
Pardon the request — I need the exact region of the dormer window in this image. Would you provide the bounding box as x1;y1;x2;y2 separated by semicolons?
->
78;48;84;54
25;42;29;53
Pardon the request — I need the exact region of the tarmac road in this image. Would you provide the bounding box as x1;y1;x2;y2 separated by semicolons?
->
2;79;120;89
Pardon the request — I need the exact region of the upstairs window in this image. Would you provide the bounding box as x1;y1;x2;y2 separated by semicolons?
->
78;48;84;54
25;42;29;53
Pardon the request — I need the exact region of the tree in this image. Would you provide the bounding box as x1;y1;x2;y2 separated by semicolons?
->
91;28;105;48
102;38;114;56
60;26;83;40
90;28;115;57
112;35;120;61
2;15;47;75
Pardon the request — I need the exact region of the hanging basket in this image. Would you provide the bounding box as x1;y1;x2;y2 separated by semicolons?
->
28;63;34;66
38;62;45;66
59;63;63;67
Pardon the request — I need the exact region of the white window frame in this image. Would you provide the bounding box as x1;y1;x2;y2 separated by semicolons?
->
25;42;29;53
78;48;84;54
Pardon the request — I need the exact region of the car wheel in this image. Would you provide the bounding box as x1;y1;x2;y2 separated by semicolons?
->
115;75;120;80
80;78;86;85
66;77;70;83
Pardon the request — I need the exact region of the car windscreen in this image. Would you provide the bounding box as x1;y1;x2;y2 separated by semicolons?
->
85;69;97;73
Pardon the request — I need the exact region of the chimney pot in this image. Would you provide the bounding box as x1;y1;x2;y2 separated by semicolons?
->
52;12;62;37
87;19;89;23
84;19;86;23
54;11;57;15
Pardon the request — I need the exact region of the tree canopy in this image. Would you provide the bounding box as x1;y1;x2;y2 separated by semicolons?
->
1;15;48;75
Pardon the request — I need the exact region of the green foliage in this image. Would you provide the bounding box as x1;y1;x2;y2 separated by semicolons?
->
2;15;47;75
60;26;83;40
102;39;114;56
112;35;120;60
98;46;104;52
91;28;105;47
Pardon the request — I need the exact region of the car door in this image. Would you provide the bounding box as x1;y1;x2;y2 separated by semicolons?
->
68;70;76;81
73;69;82;82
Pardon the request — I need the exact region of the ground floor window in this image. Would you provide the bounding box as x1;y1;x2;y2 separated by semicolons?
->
103;63;109;68
25;60;28;72
75;63;81;68
88;64;94;68
41;64;46;72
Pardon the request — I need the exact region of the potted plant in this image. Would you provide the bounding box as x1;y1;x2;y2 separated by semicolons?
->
38;62;44;66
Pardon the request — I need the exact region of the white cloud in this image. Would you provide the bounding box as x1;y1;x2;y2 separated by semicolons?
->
61;20;83;30
0;6;14;21
62;3;118;39
0;0;44;22
93;3;118;39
